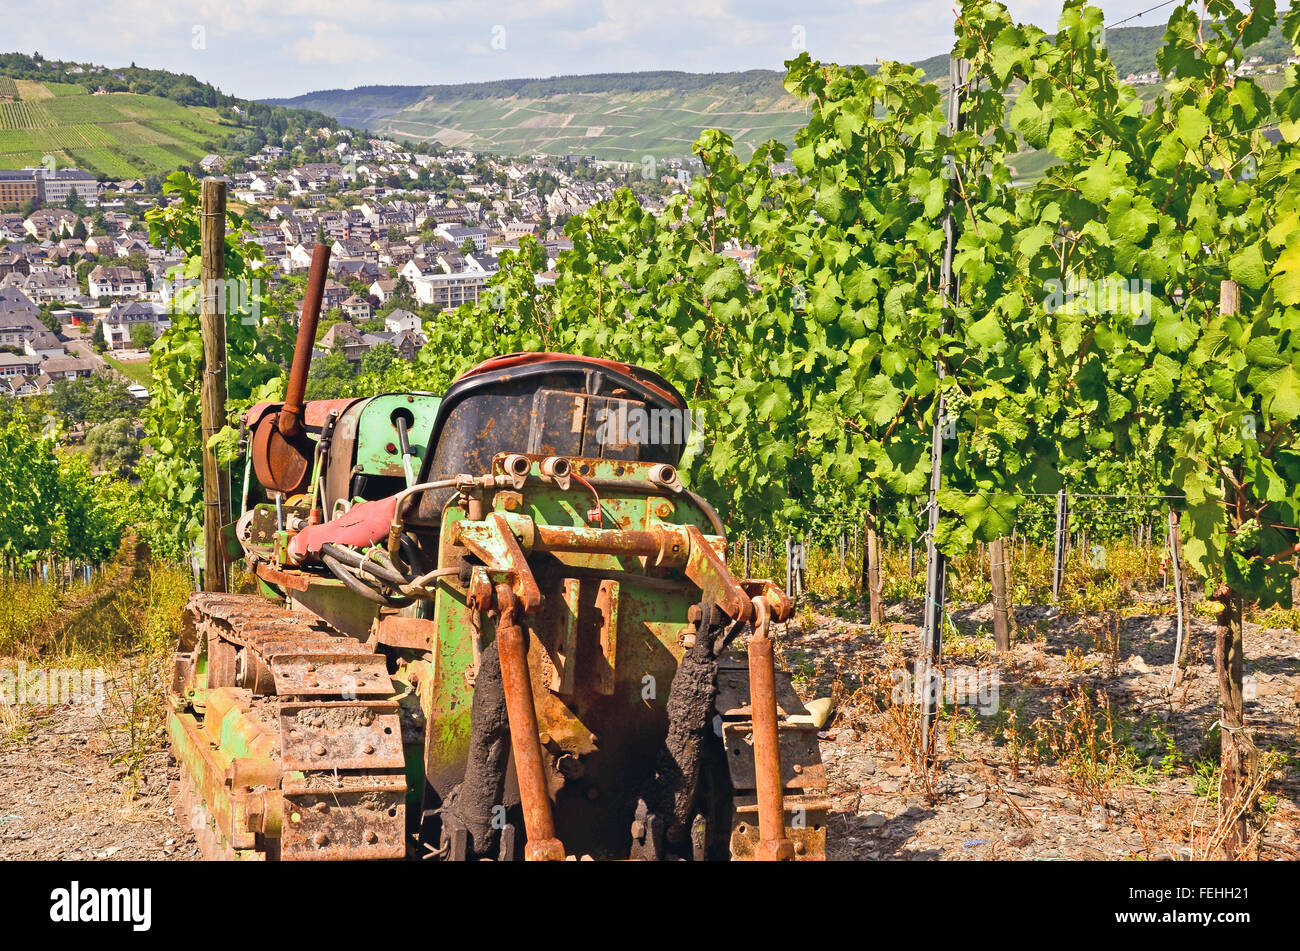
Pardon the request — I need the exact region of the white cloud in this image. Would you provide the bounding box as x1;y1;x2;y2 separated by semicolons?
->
10;1;1203;99
291;21;381;65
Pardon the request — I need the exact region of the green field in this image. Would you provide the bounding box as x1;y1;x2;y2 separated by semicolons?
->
0;80;234;180
104;354;152;387
373;86;808;160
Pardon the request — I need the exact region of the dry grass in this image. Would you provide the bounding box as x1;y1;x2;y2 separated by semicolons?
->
0;557;192;790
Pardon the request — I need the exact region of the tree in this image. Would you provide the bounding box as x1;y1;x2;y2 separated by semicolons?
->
390;275;414;307
85;418;140;474
460;238;477;257
360;342;397;377
49;371;134;425
130;322;157;350
89;320;106;353
304;350;357;400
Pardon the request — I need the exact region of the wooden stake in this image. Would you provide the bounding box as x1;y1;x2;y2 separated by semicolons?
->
866;518;883;626
990;537;1011;651
1168;508;1192;688
1052;489;1068;602
920;56;968;759
200;177;230;593
1214;279;1253;857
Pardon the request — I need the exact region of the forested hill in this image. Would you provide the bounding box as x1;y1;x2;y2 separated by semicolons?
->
266;18;1294;160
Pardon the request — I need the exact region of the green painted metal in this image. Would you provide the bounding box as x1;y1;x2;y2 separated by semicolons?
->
288;575;379;640
351;394;441;481
424;503;478;797
422;454;725;840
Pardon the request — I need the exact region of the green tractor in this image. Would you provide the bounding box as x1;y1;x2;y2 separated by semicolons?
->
167;250;828;861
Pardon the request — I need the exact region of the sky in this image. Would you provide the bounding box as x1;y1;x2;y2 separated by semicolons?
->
0;1;1266;100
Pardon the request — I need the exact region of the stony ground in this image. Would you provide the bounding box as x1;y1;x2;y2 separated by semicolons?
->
2;572;1296;861
0;666;197;860
779;594;1300;861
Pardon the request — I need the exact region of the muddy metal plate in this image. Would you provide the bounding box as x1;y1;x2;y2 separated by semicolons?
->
714;661;810;718
721;721;827;791
280;702;406;771
270;654;393;697
281;773;406;860
730;795;830;861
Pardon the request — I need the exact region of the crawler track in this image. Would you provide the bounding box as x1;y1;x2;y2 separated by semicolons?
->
168;593;409;860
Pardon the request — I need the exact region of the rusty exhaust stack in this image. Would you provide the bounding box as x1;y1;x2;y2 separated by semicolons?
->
279;243;330;439
250;244;332;495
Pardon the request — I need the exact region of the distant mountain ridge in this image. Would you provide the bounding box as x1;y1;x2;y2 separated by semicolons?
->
0;52;345;180
265;70;796;133
266;19;1293;160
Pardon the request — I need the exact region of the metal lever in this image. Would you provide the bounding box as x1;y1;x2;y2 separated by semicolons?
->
396;416;416;487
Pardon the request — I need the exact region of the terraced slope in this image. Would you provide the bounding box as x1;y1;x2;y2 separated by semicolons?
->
0;80;233;180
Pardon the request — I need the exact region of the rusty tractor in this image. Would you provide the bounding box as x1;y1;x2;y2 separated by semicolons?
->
167;246;828;860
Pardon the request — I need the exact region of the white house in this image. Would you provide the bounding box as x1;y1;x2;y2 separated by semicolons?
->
88;265;147;298
102;300;169;350
384;308;421;335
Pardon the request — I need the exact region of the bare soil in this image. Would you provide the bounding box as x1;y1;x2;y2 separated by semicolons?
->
784;595;1300;861
0;667;196;860
1;574;1295;861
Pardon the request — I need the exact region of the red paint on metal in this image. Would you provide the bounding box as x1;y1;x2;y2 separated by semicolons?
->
289;495;398;559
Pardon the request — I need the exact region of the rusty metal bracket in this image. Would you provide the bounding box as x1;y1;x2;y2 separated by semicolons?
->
493;584;565;861
747;597;794;862
453;513;543;613
682;523;753;623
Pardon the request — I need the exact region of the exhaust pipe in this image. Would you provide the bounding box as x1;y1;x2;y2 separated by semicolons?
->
279;244;331;439
250;244;332;495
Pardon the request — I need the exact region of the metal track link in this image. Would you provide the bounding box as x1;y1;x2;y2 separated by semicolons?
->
171;593;408;860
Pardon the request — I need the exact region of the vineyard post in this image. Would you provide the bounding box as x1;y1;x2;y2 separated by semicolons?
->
743;534;752;579
790;537;800;597
1167;508;1191;689
199;177;230;594
990;537;1011;651
785;535;793;598
864;515;883;626
1213;279;1252;857
919;55;968;758
1052;489;1068;601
